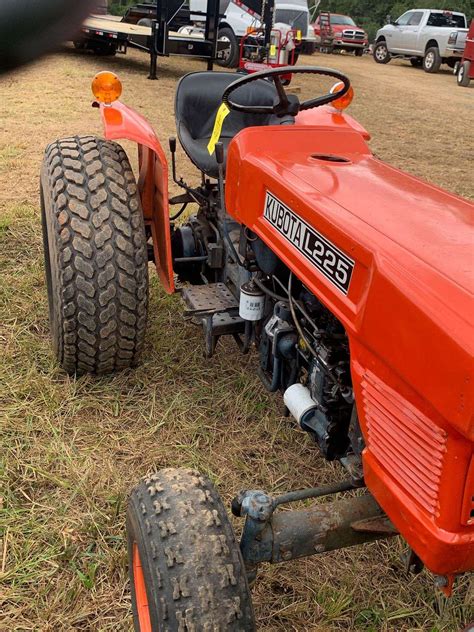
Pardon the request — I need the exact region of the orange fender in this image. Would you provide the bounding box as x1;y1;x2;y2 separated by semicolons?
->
295;105;371;140
99;101;174;294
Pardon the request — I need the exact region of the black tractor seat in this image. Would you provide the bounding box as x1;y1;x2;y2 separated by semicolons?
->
175;71;278;178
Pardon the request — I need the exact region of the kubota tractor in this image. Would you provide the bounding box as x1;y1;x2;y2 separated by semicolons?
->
40;67;473;631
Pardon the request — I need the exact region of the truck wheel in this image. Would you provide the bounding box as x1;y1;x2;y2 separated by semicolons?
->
127;468;255;631
354;48;364;57
457;60;471;86
410;57;422;67
423;47;441;73
40;136;148;375
373;41;390;64
217;27;239;68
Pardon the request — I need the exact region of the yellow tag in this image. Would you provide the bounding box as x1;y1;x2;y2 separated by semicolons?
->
297;29;302;40
207;103;230;155
270;44;276;56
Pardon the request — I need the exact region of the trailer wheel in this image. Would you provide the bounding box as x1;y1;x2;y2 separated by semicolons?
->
423;46;441;73
217;27;239;68
41;136;148;375
135;18;154;49
457;60;471;86
127;468;255;632
373;41;390;64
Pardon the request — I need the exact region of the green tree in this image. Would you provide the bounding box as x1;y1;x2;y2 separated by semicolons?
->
109;0;136;16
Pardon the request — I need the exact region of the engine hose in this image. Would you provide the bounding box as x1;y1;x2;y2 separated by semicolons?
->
224;218;245;268
288;272;319;360
254;277;288;303
286;362;299;388
258;356;281;392
273;274;319;331
169;202;188;221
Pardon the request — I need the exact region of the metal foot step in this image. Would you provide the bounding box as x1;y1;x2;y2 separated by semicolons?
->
181;283;239;314
180;283;249;358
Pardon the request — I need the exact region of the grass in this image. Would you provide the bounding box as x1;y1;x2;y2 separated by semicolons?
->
0;47;473;630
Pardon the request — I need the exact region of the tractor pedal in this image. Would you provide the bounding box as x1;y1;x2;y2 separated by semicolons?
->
181;283;239;315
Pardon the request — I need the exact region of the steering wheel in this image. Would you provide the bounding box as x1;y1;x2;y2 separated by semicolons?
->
222;66;351;117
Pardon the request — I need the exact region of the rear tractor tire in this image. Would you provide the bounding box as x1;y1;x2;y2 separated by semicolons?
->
41;136;148;375
373;41;391;64
127;468;255;631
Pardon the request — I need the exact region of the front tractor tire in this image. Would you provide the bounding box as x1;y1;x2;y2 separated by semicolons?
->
127;468;255;631
41;136;148;375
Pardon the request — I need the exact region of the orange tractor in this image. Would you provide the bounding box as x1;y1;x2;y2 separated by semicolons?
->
40;66;473;630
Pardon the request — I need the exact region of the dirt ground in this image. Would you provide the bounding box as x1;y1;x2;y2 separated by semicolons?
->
0;46;473;631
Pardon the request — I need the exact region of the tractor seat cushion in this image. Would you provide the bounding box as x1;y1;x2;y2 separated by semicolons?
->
175;71;277;178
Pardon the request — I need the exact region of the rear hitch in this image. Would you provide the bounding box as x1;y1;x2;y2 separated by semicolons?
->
232;482;398;584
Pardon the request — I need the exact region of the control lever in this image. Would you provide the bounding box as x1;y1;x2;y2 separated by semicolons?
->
215;142;243;267
167;136;206;206
169;137;177;182
215;141;225;212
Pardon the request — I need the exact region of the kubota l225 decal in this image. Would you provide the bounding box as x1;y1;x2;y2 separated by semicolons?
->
264;191;354;295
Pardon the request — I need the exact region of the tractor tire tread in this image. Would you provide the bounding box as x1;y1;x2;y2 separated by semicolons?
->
128;468;255;631
41;136;148;375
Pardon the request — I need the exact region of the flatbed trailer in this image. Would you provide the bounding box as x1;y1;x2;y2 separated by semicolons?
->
77;0;224;78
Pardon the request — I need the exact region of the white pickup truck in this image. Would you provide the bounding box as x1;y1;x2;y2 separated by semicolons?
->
373;9;468;73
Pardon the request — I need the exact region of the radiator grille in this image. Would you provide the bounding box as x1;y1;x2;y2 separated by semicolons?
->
342;29;366;40
362;371;447;516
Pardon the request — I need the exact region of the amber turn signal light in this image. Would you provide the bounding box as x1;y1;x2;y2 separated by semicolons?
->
91;71;122;105
330;81;354;111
